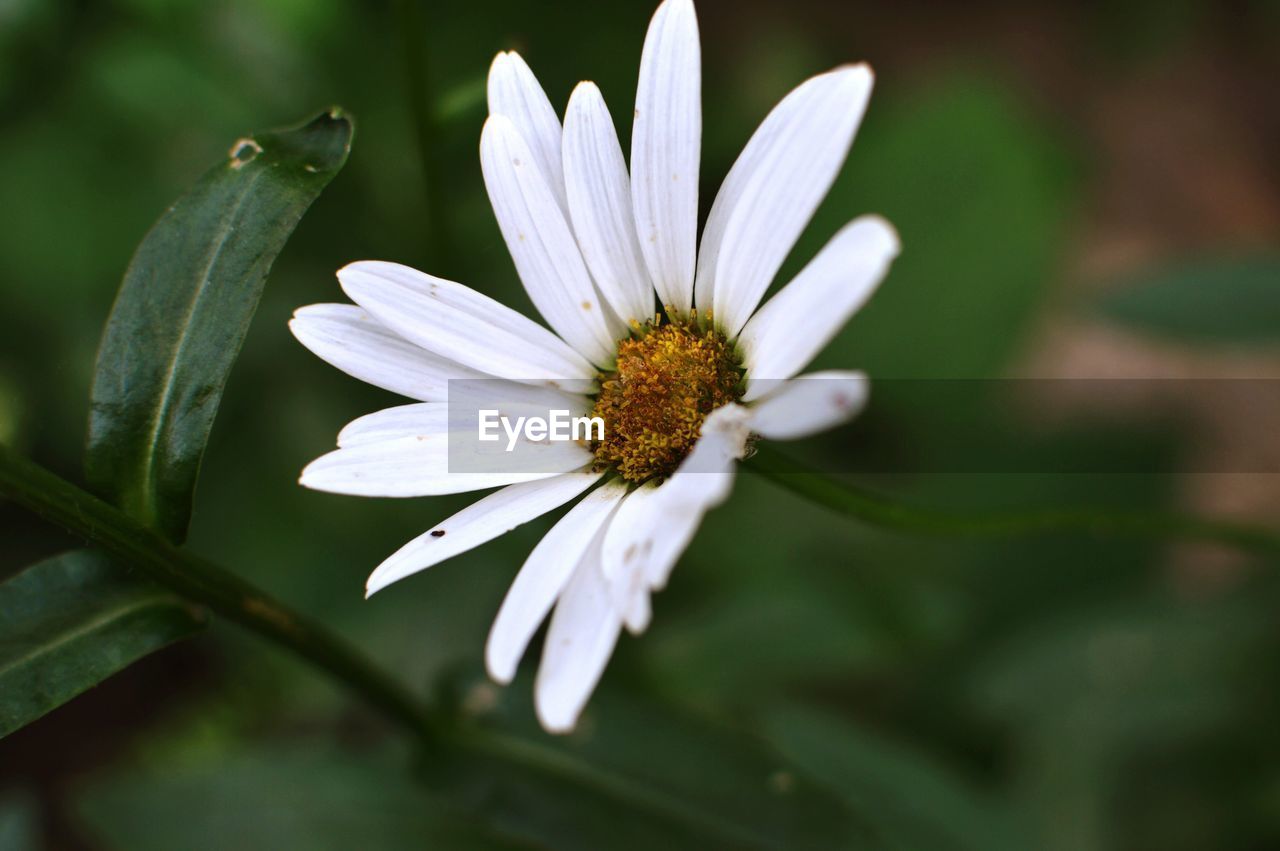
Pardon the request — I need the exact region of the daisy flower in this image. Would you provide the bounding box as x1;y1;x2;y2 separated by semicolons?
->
290;0;899;733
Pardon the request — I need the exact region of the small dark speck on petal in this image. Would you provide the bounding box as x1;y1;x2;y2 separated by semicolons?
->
431;530;446;538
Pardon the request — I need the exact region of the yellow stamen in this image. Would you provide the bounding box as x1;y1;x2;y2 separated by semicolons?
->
591;317;742;483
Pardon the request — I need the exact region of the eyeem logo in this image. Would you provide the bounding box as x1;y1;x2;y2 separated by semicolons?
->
478;409;604;451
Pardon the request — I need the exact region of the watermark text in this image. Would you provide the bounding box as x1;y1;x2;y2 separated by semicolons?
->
478;409;604;451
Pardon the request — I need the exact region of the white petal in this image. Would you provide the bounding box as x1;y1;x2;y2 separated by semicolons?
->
446;378;591;419
365;472;602;597
600;404;751;621
631;0;700;317
623;584;652;635
446;381;595;478
337;261;595;390
707;65;874;338
535;537;624;733
289;304;486;402
748;371;869;440
486;480;628;685
487;51;569;215
563;82;656;325
481;116;625;366
695;65;873;319
739;216;899;400
600;483;666;634
655;402;752;487
300;435;588;497
337;402;448;447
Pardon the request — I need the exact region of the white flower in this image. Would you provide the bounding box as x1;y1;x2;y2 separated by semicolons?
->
290;0;899;733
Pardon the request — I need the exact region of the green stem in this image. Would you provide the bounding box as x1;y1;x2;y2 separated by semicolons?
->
0;444;438;739
749;445;1280;558
394;0;450;269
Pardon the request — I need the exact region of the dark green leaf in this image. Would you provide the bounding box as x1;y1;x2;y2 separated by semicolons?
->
968;598;1265;743
0;550;205;738
963;595;1271;850
436;673;870;850
1097;254;1280;345
764;704;1026;851
647;580;897;705
86;109;353;542
74;746;524;851
808;74;1073;379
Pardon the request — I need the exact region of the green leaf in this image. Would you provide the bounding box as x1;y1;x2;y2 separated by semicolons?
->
86;109;353;542
73;746;524;851
435;673;870;850
968;597;1265;745
1097;254;1280;345
764;704;1026;851
0;550;205;738
808;74;1073;379
646;579;898;705
963;595;1271;851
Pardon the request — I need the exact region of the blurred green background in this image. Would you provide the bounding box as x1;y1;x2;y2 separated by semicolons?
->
3;0;1280;848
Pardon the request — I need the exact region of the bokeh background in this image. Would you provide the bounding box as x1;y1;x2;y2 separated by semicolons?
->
3;0;1280;848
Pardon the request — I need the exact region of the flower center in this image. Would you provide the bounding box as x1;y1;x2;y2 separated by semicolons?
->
590;318;743;484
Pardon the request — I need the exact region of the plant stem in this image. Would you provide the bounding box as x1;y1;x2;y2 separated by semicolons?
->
394;0;450;270
749;445;1280;558
0;444;437;739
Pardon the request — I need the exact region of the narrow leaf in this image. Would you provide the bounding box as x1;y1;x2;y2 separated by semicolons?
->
1097;253;1280;345
86;109;353;542
764;703;1026;851
438;674;869;849
74;746;525;851
0;550;205;738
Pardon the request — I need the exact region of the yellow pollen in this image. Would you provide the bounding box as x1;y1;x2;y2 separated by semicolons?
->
591;317;743;483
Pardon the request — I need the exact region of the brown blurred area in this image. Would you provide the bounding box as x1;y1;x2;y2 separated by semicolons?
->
735;0;1280;580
